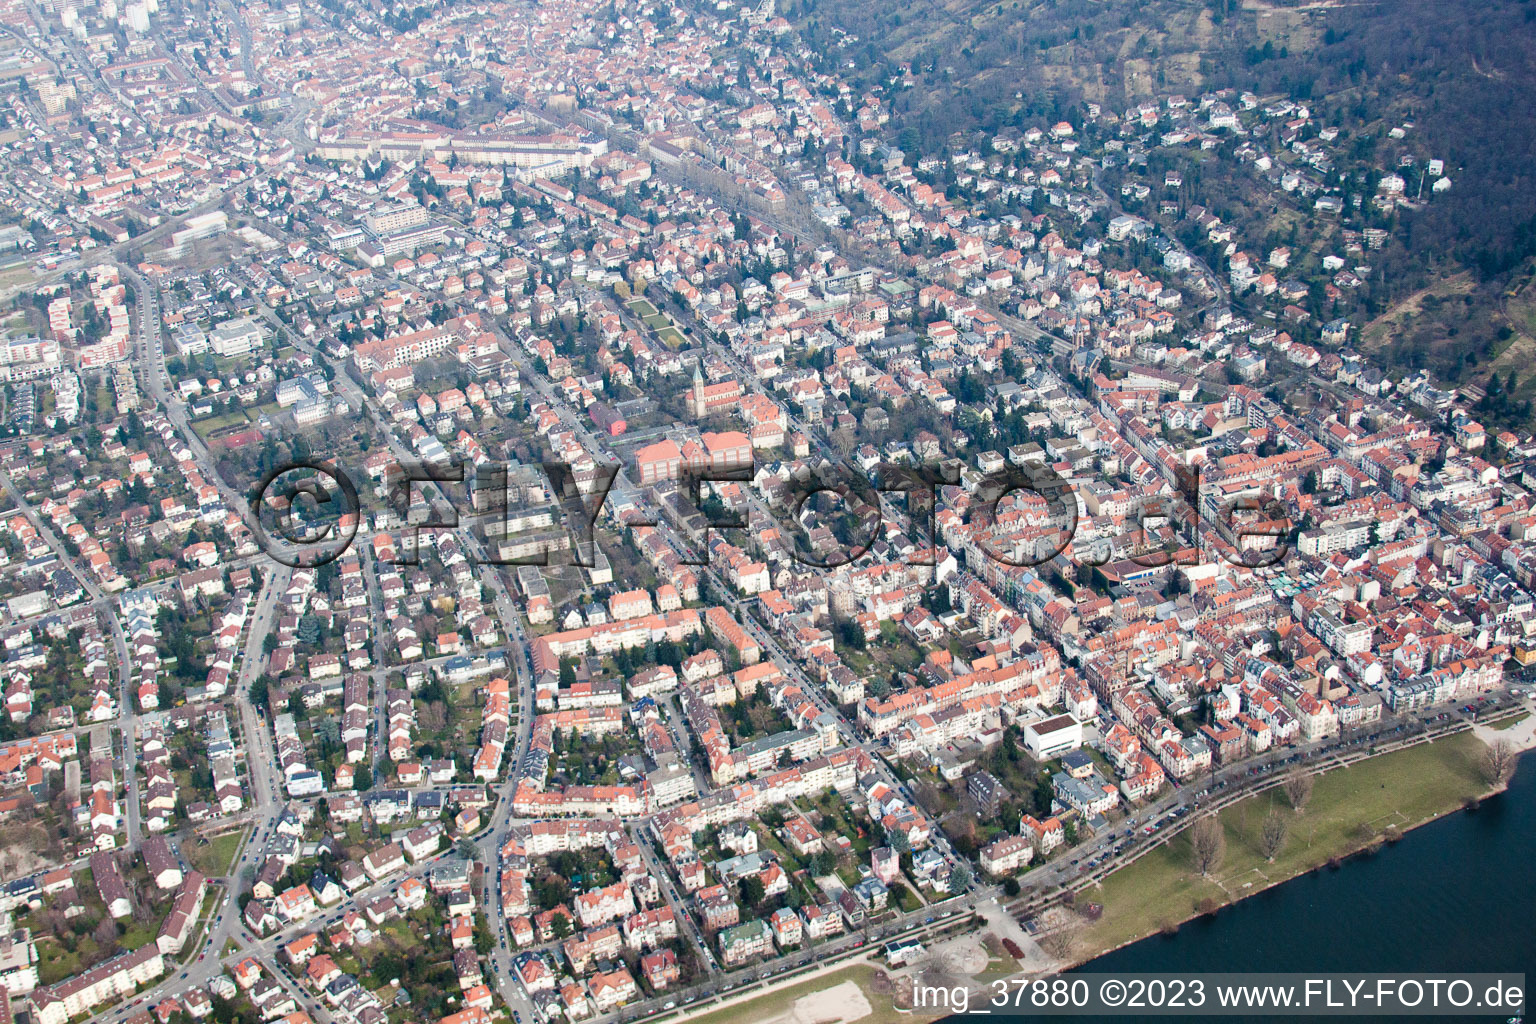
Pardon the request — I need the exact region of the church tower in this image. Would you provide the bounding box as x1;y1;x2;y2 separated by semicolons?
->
691;362;707;418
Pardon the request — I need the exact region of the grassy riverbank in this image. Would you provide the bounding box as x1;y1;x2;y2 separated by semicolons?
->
1074;730;1491;961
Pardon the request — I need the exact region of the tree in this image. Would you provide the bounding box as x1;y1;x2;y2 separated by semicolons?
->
1038;920;1080;961
1002;877;1021;897
456;838;479;861
533;878;565;909
888;829;911;855
1190;815;1225;876
473;919;495;954
944;811;977;851
93;915;120;953
1032;775;1055;817
739;875;765;909
1282;769;1315;813
950;862;973;892
248;677;269;712
1479;737;1517;789
1260;810;1287;862
551;911;572;939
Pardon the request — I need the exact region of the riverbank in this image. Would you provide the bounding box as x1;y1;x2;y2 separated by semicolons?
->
677;961;925;1024
1080;749;1536;983
1070;728;1497;964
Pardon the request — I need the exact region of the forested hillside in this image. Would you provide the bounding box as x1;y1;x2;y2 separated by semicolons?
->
787;0;1536;419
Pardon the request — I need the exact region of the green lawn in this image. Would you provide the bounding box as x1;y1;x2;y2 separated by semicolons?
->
756;826;805;875
0;263;36;298
121;919;160;951
191;410;252;440
893;884;923;914
189;829;246;877
628;302;687;348
976;942;1017;982
37;941;83;985
1078;731;1490;959
0;311;29;336
1491;711;1530;730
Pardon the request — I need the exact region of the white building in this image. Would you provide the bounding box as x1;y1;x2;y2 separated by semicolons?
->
30;946;166;1024
1022;714;1084;760
209;318;263;358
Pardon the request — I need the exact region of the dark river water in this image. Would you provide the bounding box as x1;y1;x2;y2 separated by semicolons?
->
1069;753;1536;1020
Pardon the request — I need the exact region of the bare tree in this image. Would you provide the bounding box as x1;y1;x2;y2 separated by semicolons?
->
1189;814;1225;877
1038;919;1081;961
93;915;120;955
1282;769;1314;813
40;906;67;939
1260;810;1287;862
1479;738;1518;788
912;779;944;815
418;701;448;736
132;887;155;923
942;810;977;846
829;424;857;457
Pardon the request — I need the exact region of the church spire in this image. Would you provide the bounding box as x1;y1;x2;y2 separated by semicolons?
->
691;360;707;417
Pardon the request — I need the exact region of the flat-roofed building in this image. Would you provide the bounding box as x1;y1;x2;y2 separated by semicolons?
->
1022;714;1083;760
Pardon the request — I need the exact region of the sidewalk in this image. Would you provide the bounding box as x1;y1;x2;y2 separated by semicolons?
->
1472;695;1536;752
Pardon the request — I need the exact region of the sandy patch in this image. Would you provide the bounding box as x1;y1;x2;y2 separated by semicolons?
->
940;938;988;976
774;979;873;1024
1474;702;1536;753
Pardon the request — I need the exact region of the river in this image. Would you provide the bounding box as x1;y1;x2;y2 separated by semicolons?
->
1074;754;1536;1017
